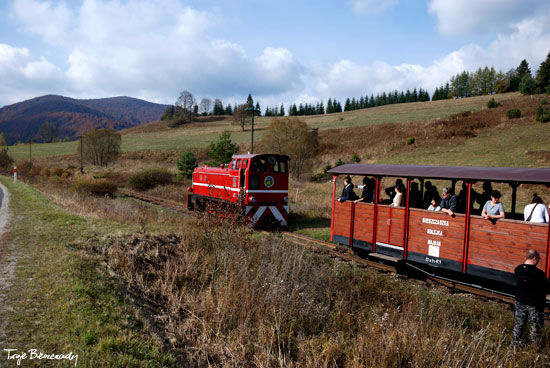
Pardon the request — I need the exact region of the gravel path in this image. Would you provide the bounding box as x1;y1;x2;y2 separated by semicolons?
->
0;182;15;345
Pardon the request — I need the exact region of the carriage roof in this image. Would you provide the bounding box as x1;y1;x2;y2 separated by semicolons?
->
328;164;550;185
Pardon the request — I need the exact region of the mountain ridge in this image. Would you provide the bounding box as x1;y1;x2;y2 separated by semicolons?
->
0;94;168;144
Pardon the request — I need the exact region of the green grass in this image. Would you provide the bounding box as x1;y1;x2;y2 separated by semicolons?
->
7;93;521;160
0;176;175;367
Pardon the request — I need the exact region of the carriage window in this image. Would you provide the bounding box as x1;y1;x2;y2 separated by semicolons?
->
231;159;237;170
272;159;287;173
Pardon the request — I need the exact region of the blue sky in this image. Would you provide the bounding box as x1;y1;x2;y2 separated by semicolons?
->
0;0;549;110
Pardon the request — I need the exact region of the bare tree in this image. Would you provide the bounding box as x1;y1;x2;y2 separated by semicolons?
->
37;122;58;143
262;117;318;179
174;90;196;124
199;98;212;115
80;128;121;166
231;104;249;131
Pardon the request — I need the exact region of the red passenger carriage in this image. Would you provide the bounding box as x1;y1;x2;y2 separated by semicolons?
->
187;153;290;228
329;164;550;286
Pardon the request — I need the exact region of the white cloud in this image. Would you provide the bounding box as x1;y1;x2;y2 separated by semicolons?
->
428;0;548;37
0;43;63;105
348;0;399;15
6;0;304;105
312;8;550;101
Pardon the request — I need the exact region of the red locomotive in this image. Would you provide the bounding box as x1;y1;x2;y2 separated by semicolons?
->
187;153;290;228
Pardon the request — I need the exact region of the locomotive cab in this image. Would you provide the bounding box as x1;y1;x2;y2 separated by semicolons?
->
188;153;290;228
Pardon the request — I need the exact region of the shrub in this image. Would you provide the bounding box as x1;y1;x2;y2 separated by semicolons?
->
51;166;64;176
536;106;550;123
351;153;361;163
335;158;344;167
40;168;51;177
177;151;198;179
486;98;501;108
72;178;118;196
129;168;173;191
506;109;521;119
14;160;32;176
406;137;416;145
542;98;548;105
0;148;14;169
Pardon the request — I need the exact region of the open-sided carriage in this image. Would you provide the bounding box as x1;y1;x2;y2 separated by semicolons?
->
329;164;550;286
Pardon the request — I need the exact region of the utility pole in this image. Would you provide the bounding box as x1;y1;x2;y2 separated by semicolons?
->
244;106;261;154
80;135;83;174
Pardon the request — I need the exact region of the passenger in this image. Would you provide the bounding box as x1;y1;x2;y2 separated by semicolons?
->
385;179;403;202
476;181;493;212
511;249;550;347
338;176;358;202
456;182;478;214
354;176;375;204
481;190;505;220
409;182;423;208
423;181;440;208
391;184;404;207
427;198;441;211
524;194;549;223
440;187;458;216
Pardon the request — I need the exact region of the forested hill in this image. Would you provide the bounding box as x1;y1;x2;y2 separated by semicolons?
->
0;95;168;144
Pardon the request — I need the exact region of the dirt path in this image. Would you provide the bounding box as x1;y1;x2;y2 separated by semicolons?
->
0;182;16;344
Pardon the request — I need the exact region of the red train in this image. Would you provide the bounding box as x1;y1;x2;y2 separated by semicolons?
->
329;164;550;287
187;153;290;228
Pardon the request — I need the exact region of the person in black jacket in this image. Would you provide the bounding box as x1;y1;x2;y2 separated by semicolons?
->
512;249;550;347
440;187;457;216
338;176;357;202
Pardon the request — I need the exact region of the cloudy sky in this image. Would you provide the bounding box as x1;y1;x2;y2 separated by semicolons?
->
0;0;549;110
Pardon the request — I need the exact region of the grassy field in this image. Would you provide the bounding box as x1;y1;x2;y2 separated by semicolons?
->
6;92;522;161
0;177;176;367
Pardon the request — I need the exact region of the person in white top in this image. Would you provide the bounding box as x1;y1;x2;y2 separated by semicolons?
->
524;193;549;223
391;184;404;207
427;198;441;211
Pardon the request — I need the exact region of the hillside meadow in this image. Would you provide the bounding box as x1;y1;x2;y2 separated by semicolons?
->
2;92;550;366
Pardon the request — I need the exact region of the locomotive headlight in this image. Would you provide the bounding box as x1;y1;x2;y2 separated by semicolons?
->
249;196;256;203
284;196;288;203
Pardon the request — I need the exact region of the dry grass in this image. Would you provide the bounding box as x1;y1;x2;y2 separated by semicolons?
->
74;217;549;367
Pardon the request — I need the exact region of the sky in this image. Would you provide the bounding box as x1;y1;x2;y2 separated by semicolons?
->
0;0;549;110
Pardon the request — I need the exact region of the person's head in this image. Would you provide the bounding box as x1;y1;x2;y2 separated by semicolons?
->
396;184;404;193
344;176;352;185
363;176;369;185
395;179;403;186
425;181;432;189
482;181;492;192
532;193;544;204
491;190;501;202
441;187;451;198
525;249;541;265
431;198;437;207
411;182;418;190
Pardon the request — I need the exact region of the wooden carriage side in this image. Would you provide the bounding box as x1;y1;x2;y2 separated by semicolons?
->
329;164;550;284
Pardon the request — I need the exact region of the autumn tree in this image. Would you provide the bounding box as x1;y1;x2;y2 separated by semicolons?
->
80;128;121;166
199;98;212;115
174;90;196;125
231;104;249;131
262;117;319;179
37;122;58;143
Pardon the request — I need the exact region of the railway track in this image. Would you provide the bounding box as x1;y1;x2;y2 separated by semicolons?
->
119;188;524;308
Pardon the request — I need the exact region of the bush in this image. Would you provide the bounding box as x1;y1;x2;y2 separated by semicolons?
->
542;98;548;105
177;151;198;179
406;137;416;145
536;106;550;123
486;98;501;108
129;168;173;191
51;166;64;176
351;153;361;163
0;149;14;169
40;168;51;178
506;109;521;119
72;178;118;196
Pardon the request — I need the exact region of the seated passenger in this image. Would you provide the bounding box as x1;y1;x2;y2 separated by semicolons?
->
423;181;440;208
456;182;478;214
391;184;404;207
409;182;423;208
440;187;458;216
355;176;375;204
427;198;441;211
524;193;549;223
481;190;505;220
338;176;358;202
385;179;403;202
476;181;493;213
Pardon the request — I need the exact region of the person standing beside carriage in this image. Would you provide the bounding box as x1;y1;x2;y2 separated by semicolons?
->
512;249;550;347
